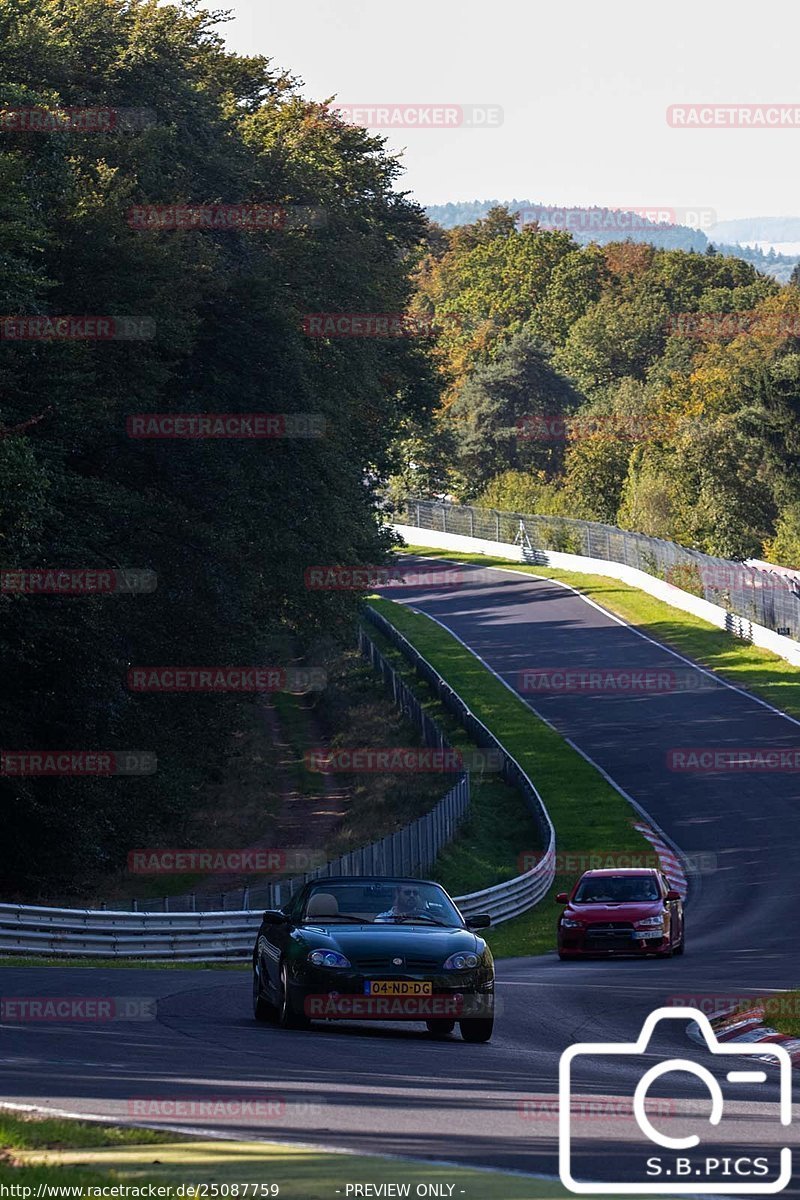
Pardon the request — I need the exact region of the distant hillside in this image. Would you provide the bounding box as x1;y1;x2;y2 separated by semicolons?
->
709;217;800;244
425;200;708;251
424;201;800;282
711;241;800;285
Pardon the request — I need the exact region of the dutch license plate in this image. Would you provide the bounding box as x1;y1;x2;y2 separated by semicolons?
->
364;980;432;996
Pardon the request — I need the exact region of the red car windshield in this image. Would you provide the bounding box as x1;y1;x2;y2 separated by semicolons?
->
573;876;661;903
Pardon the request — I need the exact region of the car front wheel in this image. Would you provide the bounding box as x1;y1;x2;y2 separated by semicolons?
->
277;961;310;1030
252;961;275;1023
426;1019;456;1037
460;1017;493;1043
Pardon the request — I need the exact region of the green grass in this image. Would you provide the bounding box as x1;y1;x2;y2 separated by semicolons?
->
398;544;800;719
771;991;800;1037
363;618;541;895
367;597;653;959
731;991;800;1038
1;1113;587;1200
0;1111;178;1150
272;690;325;798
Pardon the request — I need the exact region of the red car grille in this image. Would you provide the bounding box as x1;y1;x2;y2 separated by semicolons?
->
583;922;635;950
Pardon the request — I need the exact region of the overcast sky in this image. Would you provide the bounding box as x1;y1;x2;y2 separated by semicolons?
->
207;0;797;222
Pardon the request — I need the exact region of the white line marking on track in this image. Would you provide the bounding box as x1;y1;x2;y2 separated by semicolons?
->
405;553;800;729
404;598;696;899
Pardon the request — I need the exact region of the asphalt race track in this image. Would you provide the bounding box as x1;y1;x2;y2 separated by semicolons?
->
2;558;799;1193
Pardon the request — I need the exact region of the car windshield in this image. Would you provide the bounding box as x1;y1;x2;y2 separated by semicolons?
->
298;880;463;926
573;875;661;903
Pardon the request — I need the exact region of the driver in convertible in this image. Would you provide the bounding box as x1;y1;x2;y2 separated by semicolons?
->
374;884;428;921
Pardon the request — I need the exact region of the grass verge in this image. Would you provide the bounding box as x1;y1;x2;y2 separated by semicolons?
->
1;1112;582;1199
732;992;800;1039
363;618;542;894
367;598;653;959
398;545;800;720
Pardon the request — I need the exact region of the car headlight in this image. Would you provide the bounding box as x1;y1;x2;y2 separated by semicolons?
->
308;950;351;968
443;952;480;970
560;918;584;928
634;915;664;928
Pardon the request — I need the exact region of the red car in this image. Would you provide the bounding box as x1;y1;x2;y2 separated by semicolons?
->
556;868;684;959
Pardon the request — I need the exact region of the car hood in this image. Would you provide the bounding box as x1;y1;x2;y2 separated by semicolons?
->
564;901;664;923
297;923;485;959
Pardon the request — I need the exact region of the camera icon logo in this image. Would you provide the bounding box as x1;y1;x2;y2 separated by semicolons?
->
559;1007;792;1194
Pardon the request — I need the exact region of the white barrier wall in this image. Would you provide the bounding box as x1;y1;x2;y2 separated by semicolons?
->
393;524;800;668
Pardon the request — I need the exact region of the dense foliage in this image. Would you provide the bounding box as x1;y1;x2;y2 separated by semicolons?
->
399;206;800;564
0;0;434;897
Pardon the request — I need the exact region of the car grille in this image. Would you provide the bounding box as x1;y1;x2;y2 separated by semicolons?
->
353;955;442;971
584;922;634;950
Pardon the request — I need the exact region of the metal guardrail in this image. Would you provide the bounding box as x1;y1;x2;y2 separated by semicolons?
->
398;498;800;642
0;615;555;958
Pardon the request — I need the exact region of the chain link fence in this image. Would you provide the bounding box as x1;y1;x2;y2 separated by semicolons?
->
398;498;800;642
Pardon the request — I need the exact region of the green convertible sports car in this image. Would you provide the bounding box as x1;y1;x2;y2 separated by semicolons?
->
252;875;495;1042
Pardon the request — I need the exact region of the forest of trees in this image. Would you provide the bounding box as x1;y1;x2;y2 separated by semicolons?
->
0;0;436;896
392;206;800;567
4;0;800;900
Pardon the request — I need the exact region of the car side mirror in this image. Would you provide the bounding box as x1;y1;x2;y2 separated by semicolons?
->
666;889;681;902
556;892;569;903
468;913;491;929
262;909;288;925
